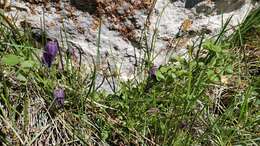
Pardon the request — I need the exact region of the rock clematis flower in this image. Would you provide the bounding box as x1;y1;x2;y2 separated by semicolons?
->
42;39;59;67
149;65;158;80
53;88;65;106
67;47;77;62
144;65;158;92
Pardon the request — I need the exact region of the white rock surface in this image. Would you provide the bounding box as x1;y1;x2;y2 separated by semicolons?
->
148;0;252;64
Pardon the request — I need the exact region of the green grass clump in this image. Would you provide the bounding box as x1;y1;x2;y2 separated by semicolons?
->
0;7;260;146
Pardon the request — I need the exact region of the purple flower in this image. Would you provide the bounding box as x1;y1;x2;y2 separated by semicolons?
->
179;121;188;129
42;39;59;67
149;65;157;80
53;88;65;106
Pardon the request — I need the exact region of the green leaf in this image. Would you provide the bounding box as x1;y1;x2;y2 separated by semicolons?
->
16;73;27;82
156;71;165;80
207;70;215;76
176;70;187;76
225;65;233;74
171;73;177;79
160;66;168;73
256;99;260;105
210;74;220;82
2;55;20;66
203;40;221;53
20;60;35;68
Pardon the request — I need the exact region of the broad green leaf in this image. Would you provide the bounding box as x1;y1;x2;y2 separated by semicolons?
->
171;73;177;79
207;70;215;76
210;74;220;82
156;71;165;80
226;65;233;74
160;67;168;73
17;73;27;82
256;99;260;105
20;60;35;68
176;70;186;76
203;40;221;53
2;55;20;66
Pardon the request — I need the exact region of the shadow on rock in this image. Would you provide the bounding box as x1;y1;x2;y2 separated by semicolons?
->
185;0;204;8
70;0;98;14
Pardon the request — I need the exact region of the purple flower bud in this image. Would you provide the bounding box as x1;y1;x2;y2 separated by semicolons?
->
42;39;59;67
67;48;75;56
53;88;65;106
149;65;157;80
67;48;77;61
179;121;188;129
